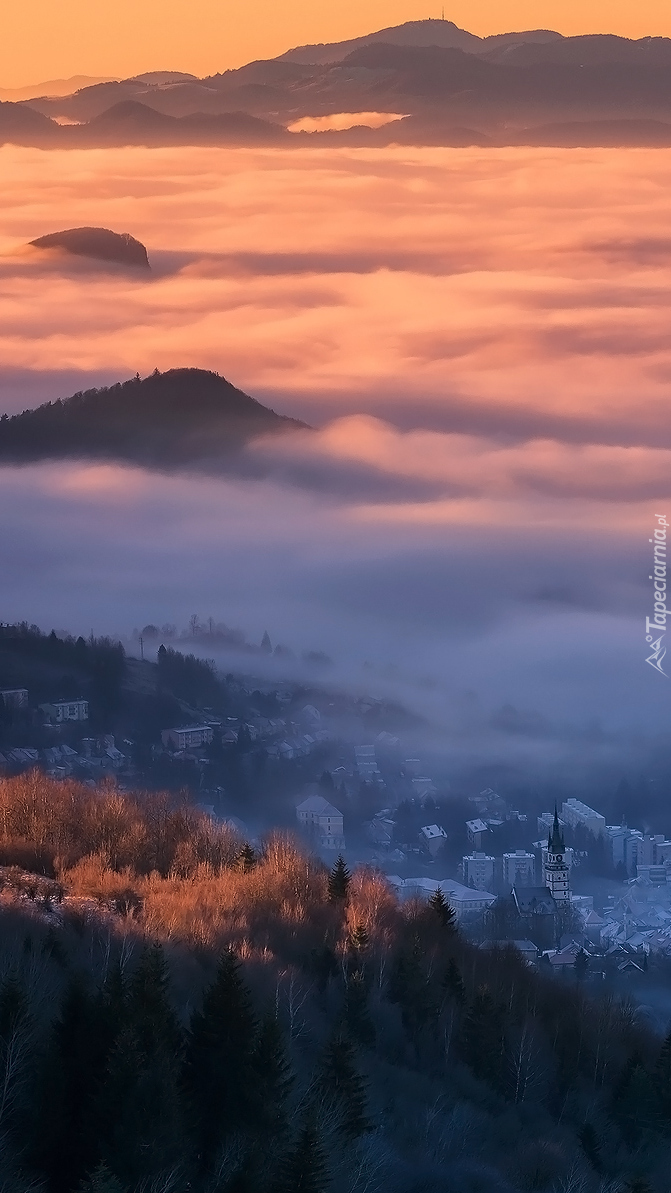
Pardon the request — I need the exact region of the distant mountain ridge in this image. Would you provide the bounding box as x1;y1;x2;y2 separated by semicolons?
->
0;368;307;470
279;17;563;64
6;19;671;147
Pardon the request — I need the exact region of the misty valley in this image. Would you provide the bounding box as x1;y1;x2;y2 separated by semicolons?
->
3;10;671;1193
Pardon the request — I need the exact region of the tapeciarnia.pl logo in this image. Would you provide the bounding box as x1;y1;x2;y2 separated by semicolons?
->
646;514;669;676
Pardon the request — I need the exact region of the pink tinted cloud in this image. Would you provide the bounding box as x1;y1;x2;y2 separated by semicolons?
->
2;143;671;440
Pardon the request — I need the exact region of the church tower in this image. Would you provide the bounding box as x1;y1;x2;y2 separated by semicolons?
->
542;806;570;902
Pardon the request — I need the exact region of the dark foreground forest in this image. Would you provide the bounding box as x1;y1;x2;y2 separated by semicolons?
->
0;773;668;1193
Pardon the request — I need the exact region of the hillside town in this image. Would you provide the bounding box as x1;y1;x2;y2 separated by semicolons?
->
4;656;671;985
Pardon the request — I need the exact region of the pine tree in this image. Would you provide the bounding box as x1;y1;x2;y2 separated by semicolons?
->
31;977;115;1193
261;631;273;653
328;856;350;903
388;938;435;1040
236;843;257;873
459;986;506;1089
442;957;466;1006
573;948;589;982
429;888;456;931
127;942;182;1057
613;1056;657;1143
319;1035;371;1139
250;1014;294;1133
311;942;338;991
78;1162;126;1193
342;971;376;1049
347;922;369;955
185;949;257;1163
95;946;185;1185
578;1122;601;1172
273;1122;328;1193
654;1028;671;1122
624;1179;654;1193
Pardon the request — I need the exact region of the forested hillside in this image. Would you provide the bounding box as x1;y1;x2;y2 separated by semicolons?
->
0;773;667;1192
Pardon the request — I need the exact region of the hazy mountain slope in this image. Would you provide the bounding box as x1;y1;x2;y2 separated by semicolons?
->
12;19;671;147
0;100;59;144
279;17;564;64
0;368;307;469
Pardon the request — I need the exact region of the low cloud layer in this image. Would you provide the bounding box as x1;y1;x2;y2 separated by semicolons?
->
1;143;671;761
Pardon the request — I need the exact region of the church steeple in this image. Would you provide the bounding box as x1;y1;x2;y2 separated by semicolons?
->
548;803;564;852
543;803;570;903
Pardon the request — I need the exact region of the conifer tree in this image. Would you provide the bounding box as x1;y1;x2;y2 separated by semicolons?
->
429;888;456;931
442;957;466;1006
319;1035;371;1139
624;1179;654;1193
578;1122;602;1171
185;949;257;1164
654;1028;671;1122
273;1122;328;1193
128;942;182;1057
250;1014;294;1134
348;922;369;955
342;971;376;1049
615;1058;658;1143
78;1162;126;1193
388;938;435;1040
311;942;339;991
31;977;114;1193
328;856;350;903
459;986;506;1089
236;843;257;873
573;948;589;982
96;947;185;1185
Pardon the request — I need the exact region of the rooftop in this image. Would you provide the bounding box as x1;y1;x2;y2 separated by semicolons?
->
296;795;342;816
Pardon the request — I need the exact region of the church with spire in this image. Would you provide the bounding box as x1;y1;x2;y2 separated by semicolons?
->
542;806;571;902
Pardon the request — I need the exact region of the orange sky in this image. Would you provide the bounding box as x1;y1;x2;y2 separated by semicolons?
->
2;0;671;88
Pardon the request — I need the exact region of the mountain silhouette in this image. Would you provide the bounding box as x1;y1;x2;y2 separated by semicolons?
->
0;369;307;470
30;227;150;268
11;19;671;147
0;100;58;144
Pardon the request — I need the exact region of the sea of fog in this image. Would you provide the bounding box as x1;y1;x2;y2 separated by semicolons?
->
1;143;670;748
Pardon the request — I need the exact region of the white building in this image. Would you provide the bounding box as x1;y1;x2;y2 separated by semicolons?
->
355;744;381;782
296;795;345;849
39;699;89;724
0;688;28;710
462;851;495;891
404;758;422;777
161;725;214;750
503;850;536;887
386;875;496;922
466;818;489;848
420;823;447;857
561;799;606;838
624;831;644;877
537;811;565;838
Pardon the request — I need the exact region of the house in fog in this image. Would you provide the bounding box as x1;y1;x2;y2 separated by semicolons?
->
462;851;495;890
39;699;89;724
503;850;536;887
0;688;28;710
161;725;214;751
420;823;447;857
466;818;488;849
388;876;496;922
296;794;345;850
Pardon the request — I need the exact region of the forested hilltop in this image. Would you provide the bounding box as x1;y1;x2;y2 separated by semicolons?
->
0;368;306;470
0;772;668;1193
